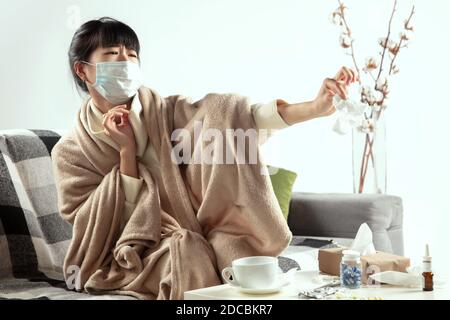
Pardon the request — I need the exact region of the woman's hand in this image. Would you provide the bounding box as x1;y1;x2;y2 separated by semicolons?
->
276;66;360;125
312;66;359;117
102;105;136;153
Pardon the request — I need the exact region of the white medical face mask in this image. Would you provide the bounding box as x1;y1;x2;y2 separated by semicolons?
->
82;60;143;104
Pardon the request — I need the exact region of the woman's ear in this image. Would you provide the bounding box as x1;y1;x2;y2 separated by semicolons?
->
73;61;87;82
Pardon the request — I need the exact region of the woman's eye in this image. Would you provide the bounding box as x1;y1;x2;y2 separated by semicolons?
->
107;51;119;55
129;54;137;57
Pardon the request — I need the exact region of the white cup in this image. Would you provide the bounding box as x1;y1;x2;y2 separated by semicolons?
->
221;256;278;289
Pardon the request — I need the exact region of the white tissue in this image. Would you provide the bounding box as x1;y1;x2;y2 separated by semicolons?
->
332;95;368;135
369;265;448;288
369;271;421;287
350;223;377;256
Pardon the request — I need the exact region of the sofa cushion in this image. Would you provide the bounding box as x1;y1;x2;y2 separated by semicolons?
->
267;165;298;220
0;129;72;280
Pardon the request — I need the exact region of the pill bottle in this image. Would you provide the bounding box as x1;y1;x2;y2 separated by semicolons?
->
340;250;362;289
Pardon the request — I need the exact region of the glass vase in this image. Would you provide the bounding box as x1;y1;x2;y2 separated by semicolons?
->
352;111;387;194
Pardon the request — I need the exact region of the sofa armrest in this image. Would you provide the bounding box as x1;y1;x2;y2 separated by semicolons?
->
287;192;404;255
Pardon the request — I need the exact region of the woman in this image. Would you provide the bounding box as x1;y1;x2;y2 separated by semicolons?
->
52;17;357;300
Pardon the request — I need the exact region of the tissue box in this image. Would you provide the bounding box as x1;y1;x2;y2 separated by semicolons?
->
318;247;411;284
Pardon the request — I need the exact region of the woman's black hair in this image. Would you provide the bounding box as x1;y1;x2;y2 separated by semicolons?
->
68;17;141;93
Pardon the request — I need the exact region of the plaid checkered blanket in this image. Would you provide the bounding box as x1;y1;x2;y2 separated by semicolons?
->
0;129;136;299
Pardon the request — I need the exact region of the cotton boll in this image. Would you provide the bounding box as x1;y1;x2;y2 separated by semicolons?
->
358;119;376;133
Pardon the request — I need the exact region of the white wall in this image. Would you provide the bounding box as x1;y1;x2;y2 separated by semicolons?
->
1;0;449;278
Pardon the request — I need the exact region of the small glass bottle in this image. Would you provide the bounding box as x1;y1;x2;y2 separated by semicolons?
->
340;250;362;289
422;244;434;292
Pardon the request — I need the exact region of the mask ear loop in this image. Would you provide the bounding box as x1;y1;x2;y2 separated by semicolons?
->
82;60;96;67
80;61;97;86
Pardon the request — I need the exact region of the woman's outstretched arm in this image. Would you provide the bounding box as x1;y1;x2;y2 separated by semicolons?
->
276;66;359;125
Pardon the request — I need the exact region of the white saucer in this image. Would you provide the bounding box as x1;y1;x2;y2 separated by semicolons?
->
235;279;290;295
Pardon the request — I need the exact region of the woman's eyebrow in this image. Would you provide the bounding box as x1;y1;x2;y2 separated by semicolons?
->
102;46;136;52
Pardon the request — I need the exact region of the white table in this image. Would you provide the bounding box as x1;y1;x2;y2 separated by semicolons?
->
184;246;450;300
184;282;449;300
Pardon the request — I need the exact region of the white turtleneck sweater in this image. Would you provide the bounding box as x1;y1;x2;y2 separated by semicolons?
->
86;94;290;230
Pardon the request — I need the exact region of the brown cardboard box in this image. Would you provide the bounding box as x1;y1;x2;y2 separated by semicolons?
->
361;251;411;283
318;247;411;284
318;247;345;276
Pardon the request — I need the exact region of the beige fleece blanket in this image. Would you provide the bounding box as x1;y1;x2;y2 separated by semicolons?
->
51;86;292;300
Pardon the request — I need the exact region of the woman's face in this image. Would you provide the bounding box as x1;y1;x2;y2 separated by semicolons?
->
80;44;139;85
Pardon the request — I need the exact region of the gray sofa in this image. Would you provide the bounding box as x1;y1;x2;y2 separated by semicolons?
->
0;129;404;299
288;193;404;255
